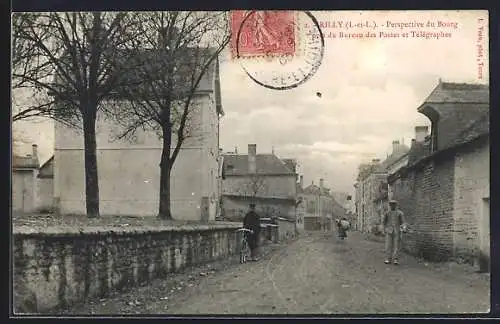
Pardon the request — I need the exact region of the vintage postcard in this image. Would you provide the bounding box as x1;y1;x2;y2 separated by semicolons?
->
11;10;490;316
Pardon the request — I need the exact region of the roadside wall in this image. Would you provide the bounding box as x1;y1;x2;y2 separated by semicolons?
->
13;223;242;313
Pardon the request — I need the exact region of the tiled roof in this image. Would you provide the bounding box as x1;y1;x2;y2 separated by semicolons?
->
281;159;297;174
380;145;410;170
12;155;39;169
356;163;376;181
420;82;489;106
403;111;488;171
331;191;350;206
405;80;490;167
223;154;296;176
37;156;54;178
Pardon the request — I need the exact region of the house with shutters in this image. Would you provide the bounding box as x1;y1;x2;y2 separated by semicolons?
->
388;80;489;272
220;144;298;221
53;33;224;220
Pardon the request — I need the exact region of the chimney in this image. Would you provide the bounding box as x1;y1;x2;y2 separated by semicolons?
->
299;175;304;189
32;144;38;159
234;146;238;154
319;178;324;190
248;144;256;173
392;140;400;154
415;126;429;143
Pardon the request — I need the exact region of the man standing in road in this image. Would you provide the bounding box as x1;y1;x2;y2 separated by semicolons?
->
243;203;261;261
383;200;407;265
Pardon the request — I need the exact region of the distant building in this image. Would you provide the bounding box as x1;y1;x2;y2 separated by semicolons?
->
12;145;40;213
221;144;298;221
388;81;489;271
296;178;346;231
354;138;410;234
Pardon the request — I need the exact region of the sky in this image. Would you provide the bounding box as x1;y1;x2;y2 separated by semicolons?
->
12;10;489;195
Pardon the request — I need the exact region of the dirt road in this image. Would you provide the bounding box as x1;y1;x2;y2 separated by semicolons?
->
64;231;490;315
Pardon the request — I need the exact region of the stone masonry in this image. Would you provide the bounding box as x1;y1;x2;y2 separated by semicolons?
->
13;224;242;313
453;139;489;266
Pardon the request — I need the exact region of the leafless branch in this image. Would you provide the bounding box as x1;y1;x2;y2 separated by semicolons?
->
238;174;268;199
111;11;230;162
11;12;143;217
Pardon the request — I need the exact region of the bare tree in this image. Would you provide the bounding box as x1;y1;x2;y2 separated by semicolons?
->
12;12;140;217
109;11;230;219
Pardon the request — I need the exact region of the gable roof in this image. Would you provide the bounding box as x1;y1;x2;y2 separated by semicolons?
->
393;111;489;179
223;154;296;176
37;156;54;178
419;81;489;107
302;184;332;196
281;159;297;174
380;145;410;171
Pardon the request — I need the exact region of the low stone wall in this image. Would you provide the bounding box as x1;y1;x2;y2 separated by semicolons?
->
13;223;243;314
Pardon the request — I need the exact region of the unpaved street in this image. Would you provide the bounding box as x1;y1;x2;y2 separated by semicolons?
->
65;232;490;315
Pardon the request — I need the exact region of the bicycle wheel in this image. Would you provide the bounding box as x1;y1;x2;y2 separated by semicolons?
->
240;238;247;263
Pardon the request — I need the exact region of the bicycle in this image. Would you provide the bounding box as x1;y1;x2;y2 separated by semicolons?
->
236;228;253;264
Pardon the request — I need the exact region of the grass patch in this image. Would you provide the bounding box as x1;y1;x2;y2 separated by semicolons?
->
12;213;240;234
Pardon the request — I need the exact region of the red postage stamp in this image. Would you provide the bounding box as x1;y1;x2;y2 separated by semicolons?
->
231;10;296;59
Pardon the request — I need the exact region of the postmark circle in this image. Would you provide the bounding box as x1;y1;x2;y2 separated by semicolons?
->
234;11;325;91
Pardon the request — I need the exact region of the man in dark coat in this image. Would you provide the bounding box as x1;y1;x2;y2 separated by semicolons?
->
243;203;261;261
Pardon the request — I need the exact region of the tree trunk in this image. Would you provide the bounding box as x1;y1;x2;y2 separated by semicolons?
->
82;115;100;218
158;129;173;220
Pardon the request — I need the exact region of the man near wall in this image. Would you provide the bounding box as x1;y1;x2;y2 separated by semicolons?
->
243;203;261;261
383;200;407;265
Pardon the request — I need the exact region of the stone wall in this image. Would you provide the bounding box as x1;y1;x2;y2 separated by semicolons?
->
392;153;455;262
412;157;455;261
391;139;490;269
13;223;242;314
453;139;489;269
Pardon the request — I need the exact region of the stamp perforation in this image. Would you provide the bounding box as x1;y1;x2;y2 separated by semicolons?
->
231;10;300;61
231;10;325;90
